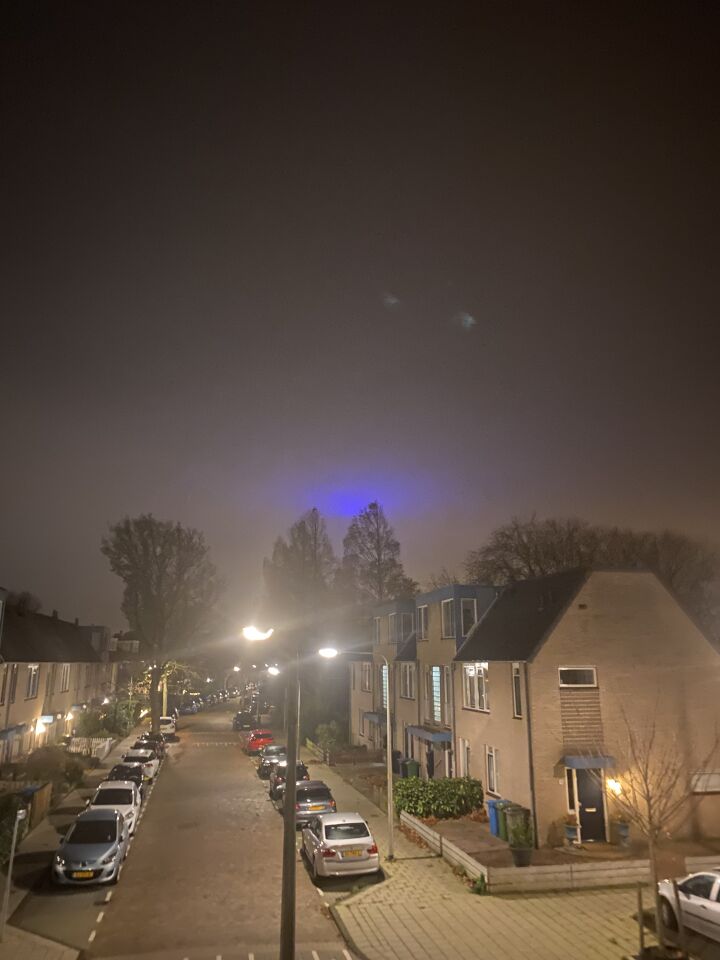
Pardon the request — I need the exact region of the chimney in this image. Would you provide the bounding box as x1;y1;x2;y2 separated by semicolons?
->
52;609;58;619
74;617;79;626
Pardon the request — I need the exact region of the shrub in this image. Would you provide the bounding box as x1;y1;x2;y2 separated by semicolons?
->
394;777;484;819
25;746;84;787
0;793;24;865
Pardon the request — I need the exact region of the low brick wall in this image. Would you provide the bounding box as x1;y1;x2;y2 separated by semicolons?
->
399;810;650;892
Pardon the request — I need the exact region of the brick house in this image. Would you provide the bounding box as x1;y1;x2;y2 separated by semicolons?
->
0;593;117;762
454;569;720;846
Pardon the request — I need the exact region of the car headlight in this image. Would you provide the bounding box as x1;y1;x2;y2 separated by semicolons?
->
101;849;119;865
54;855;65;866
124;812;134;821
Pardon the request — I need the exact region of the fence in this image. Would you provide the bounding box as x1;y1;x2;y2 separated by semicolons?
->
0;780;52;830
399;810;651;892
67;737;115;760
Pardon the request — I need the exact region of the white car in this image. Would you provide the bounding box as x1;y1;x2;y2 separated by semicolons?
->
122;748;160;780
658;870;720;941
302;812;380;880
87;780;142;835
159;716;176;736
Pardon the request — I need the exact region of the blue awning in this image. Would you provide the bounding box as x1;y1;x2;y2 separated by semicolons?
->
563;755;615;769
408;725;452;744
363;711;386;725
0;723;29;741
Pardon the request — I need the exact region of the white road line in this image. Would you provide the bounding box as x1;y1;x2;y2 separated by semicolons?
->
316;887;324;897
88;930;96;942
104;890;113;902
96;910;104;923
343;951;353;960
312;951;321;960
248;954;255;960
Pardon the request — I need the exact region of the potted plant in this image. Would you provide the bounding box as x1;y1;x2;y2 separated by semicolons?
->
509;819;534;867
563;812;580;844
611;814;630;847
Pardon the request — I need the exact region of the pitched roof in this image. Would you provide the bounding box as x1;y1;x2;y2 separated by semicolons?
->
395;631;416;661
454;568;590;663
0;608;103;663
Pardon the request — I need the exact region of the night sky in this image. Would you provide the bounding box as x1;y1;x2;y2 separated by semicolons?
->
2;3;719;632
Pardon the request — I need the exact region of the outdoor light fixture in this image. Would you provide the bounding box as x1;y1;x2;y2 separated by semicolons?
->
242;625;274;641
233;665;240;672
606;778;622;796
102;697;110;705
206;677;212;683
35;720;46;735
268;666;280;676
65;711;74;721
318;647;338;659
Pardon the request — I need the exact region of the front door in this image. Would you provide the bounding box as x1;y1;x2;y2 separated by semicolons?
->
576;768;606;841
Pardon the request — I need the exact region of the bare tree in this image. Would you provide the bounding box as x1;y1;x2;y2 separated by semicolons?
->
341;501;417;602
596;706;719;951
101;515;221;732
263;507;336;617
423;567;460;591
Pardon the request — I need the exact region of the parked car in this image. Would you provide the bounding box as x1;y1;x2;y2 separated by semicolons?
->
137;731;169;755
659;871;720;942
87;780;142;836
257;744;287;779
244;729;274;755
106;762;145;796
179;703;196;715
158;715;176;736
122;748;160;780
302;812;380;879
233;711;254;731
52;808;130;886
269;761;310;798
273;780;336;825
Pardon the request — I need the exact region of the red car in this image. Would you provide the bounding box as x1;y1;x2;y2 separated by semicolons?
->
244;729;274;755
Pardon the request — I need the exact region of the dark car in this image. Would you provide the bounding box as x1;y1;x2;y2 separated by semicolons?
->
269;760;310;798
273;780;336;825
258;744;287;779
104;762;145;797
233;711;254;731
137;732;168;755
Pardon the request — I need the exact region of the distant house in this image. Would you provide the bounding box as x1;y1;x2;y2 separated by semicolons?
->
454;569;720;845
0;592;117;762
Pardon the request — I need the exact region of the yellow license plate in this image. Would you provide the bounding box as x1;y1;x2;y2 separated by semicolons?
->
309;804;324;810
71;871;94;878
343;849;364;858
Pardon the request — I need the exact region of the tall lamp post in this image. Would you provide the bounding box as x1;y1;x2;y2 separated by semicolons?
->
319;648;394;860
0;804;27;942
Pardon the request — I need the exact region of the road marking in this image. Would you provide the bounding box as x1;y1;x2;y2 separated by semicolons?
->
104;890;113;902
248;954;254;960
312;951;321;960
343;951;353;960
96;910;104;923
316;886;324;896
88;930;96;942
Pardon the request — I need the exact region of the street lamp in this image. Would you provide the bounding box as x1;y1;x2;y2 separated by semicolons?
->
242;625;274;641
0;805;27;941
268;666;280;676
318;647;394;860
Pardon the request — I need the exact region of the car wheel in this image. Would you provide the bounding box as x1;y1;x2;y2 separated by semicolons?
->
661;897;678;931
310;854;319;881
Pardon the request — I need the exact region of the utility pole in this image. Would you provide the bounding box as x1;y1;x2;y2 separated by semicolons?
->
0;805;27;942
279;652;300;960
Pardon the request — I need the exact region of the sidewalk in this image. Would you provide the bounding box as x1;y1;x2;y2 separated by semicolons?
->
0;725;146;960
303;752;654;960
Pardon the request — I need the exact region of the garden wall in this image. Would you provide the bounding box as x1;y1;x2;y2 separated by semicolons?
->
399;811;651;892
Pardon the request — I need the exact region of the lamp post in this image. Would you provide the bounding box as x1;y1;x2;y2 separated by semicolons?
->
319;648;394;860
0;805;27;942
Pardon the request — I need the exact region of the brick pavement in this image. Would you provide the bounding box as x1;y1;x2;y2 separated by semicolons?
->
307;754;654;960
0;925;78;960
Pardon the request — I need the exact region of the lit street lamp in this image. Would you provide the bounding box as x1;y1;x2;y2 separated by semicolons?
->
0;805;27;941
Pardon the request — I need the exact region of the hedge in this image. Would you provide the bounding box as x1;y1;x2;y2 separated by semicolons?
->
393;776;484;819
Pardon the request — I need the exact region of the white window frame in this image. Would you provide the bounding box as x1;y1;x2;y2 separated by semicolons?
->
380;664;388;708
430;666;442;724
441;599;455;638
361;662;372;692
400;662;416;700
388;613;397;644
359;710;366;737
486;745;499;796
417;605;428;640
512;662;522;718
374;617;381;645
442;666;452;725
692;772;720;794
460;598;477;637
26;664;40;700
462;661;489;711
558;666;597;688
59;662;70;692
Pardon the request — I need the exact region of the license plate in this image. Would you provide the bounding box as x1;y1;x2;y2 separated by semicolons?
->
343;849;364;858
309;804;324;811
71;870;94;879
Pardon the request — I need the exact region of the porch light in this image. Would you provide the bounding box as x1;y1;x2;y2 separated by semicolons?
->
66;711;74;721
606;777;622;796
35;720;46;734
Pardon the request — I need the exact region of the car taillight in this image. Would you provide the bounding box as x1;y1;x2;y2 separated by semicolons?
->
330;800;336;809
295;803;300;811
368;843;378;854
321;848;337;859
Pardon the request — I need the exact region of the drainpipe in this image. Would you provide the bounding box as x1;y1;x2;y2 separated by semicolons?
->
523;662;539;848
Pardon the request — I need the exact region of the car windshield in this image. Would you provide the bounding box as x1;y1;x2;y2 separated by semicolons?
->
94;789;133;805
298;788;332;802
126;752;153;761
68;820;117;844
264;746;286;756
325;822;370;840
113;765;140;776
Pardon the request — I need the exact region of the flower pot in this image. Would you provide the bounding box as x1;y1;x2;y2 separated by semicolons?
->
564;824;579;844
510;846;533;867
613;820;630;847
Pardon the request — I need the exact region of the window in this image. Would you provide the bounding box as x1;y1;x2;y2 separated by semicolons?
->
441;599;455;638
431;666;442;723
565;769;576;812
0;665;7;706
361;662;372;692
8;664;19;704
462;662;489;711
417;605;428;640
359;710;365;737
400;611;414;642
486;745;499;795
388;613;397;644
443;666;452;724
692;772;720;793
351;663;356;691
400;663;416;699
682;875;717;900
460;598;477;636
558;667;597;688
512;663;522;718
380;664;388;708
373;617;381;645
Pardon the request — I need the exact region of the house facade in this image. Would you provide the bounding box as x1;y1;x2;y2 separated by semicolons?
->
0;594;118;763
454;569;720;846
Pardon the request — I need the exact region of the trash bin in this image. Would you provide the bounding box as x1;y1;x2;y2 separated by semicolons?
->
504;804;530;842
398;758;409;778
392;750;403;775
496;800;513;841
405;758;420;778
486;797;500;836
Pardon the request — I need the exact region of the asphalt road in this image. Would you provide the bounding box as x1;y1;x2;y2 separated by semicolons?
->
11;705;352;960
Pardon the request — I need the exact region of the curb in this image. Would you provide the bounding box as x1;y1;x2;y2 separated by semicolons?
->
329;903;374;960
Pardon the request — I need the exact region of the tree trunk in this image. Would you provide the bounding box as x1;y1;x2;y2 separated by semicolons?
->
149;665;162;734
648;834;667;954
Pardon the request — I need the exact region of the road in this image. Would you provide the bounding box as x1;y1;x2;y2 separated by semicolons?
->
10;705;354;960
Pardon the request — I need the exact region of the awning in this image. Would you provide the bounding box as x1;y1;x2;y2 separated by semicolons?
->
0;723;29;741
563;755;615;769
363;711;386;725
408;725;452;744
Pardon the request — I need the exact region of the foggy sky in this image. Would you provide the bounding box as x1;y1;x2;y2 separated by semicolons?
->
2;3;719;632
